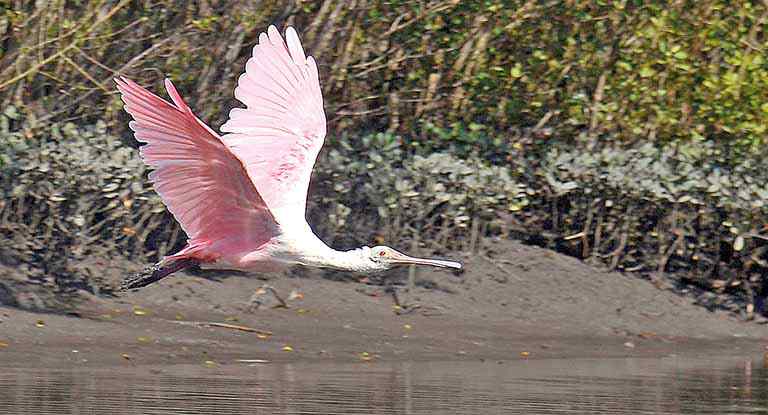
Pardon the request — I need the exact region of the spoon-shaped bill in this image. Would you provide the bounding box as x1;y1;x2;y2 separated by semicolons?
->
390;252;463;269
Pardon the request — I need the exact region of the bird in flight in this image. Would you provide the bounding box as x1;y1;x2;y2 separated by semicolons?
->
116;26;462;292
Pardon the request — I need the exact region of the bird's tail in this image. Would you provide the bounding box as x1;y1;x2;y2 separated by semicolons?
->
119;257;199;291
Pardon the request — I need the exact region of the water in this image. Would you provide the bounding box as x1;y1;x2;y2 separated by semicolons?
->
1;358;766;414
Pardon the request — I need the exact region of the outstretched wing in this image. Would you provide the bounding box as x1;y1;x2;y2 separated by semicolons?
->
116;77;277;255
220;25;326;225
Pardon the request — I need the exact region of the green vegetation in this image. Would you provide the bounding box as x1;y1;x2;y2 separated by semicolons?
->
3;1;768;148
4;108;768;316
3;1;768;314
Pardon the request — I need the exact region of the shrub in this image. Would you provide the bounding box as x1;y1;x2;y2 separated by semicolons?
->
3;1;768;151
6;107;768;317
311;132;531;251
0;107;178;294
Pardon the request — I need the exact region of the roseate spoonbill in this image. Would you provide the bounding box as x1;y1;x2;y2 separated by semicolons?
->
116;26;461;292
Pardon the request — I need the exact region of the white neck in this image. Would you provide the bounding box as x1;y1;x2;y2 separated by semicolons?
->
300;245;378;272
277;223;377;272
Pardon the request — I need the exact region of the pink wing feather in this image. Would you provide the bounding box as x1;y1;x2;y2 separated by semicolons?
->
115;77;277;260
220;26;327;224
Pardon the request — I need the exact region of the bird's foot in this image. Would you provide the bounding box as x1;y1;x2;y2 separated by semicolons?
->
247;284;288;312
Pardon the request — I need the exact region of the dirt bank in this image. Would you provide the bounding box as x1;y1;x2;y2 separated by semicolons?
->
1;240;766;369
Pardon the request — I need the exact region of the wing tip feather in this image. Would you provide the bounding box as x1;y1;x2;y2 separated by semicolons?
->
285;27;306;64
163;78;190;113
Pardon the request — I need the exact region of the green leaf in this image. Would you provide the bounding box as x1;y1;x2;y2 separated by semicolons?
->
639;66;655;78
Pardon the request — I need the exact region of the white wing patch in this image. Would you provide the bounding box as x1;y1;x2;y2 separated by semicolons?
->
221;25;326;224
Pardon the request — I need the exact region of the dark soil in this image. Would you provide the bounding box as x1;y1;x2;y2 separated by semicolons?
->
1;240;766;369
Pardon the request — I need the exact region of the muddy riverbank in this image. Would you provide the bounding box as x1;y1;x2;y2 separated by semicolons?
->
1;241;766;368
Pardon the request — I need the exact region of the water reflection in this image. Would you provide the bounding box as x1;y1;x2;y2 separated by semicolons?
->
1;358;767;414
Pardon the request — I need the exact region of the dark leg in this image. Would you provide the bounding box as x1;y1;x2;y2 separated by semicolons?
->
120;258;198;291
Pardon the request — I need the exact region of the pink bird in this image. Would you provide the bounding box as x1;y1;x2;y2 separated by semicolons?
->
116;26;461;291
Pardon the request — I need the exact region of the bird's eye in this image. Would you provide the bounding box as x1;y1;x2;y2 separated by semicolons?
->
378;251;386;257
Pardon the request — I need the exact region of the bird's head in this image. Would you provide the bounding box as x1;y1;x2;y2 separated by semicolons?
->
365;246;463;272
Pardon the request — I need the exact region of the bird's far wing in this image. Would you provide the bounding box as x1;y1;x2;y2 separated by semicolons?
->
220;25;327;225
116;77;277;256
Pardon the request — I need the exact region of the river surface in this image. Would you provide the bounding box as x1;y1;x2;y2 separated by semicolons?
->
1;357;766;414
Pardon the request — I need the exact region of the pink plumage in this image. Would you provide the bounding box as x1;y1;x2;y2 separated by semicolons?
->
222;26;326;223
115;77;276;267
116;25;461;291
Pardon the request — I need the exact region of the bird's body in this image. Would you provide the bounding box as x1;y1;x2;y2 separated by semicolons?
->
116;26;460;290
199;224;381;273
